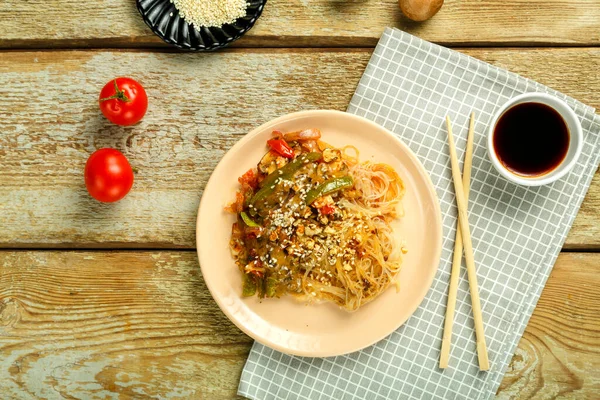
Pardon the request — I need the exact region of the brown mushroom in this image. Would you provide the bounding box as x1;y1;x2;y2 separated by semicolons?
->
399;0;444;22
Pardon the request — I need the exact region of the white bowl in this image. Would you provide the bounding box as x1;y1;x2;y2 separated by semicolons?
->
487;93;583;186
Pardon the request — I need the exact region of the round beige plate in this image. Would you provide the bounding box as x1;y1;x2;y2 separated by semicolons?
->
197;110;442;357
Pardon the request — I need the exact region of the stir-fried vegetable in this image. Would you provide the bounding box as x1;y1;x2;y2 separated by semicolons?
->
265;277;278;297
227;128;406;309
258;152;323;189
319;204;336;215
242;275;278;298
283;128;321;142
250;152;322;206
249;184;275;207
305;176;354;205
242;274;257;297
300;140;320;153
240;211;260;227
267;139;294;158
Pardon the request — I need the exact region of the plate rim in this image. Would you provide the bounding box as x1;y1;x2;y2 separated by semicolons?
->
196;110;443;356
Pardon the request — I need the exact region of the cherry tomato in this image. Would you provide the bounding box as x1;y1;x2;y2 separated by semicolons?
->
99;77;148;126
85;148;134;203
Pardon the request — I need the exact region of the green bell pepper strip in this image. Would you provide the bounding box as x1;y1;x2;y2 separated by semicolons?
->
250;152;323;205
305;176;354;205
265;276;278;298
249;183;277;206
240;211;260;227
243;188;253;208
259;152;322;188
242;274;257;297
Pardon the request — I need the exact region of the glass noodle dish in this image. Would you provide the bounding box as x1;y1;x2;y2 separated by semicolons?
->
227;129;406;311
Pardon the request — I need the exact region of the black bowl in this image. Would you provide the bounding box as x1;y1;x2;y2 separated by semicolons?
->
136;0;267;51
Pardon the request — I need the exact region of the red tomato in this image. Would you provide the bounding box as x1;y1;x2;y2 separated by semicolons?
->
99;77;148;126
320;205;336;215
85;148;134;203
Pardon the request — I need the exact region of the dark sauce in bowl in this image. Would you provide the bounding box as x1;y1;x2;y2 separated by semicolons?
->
493;102;570;176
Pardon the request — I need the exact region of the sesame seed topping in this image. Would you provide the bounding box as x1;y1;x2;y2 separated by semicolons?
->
171;0;248;28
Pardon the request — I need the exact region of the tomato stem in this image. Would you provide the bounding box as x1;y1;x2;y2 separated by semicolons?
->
99;79;131;103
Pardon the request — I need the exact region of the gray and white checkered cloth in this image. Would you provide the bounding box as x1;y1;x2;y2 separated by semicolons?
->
238;28;600;400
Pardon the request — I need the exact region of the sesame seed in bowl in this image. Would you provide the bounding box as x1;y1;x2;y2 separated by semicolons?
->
136;0;267;51
174;0;248;28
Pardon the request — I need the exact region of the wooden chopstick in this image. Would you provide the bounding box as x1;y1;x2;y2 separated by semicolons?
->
440;112;476;369
444;115;490;371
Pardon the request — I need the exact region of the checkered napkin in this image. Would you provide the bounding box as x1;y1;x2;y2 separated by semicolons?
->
238;28;600;400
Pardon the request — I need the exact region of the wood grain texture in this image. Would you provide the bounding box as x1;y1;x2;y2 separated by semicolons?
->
496;253;600;399
1;0;600;48
0;48;598;249
0;251;252;399
0;251;598;398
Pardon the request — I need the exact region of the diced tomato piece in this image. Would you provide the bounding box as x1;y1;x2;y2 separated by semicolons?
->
234;191;244;213
239;168;258;189
319;205;336;215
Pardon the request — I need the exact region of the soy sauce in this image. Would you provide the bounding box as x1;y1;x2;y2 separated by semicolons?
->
493;102;569;176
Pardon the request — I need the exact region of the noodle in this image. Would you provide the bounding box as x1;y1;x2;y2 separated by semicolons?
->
228;129;405;311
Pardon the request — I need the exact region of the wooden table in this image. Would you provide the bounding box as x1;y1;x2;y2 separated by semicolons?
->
1;1;599;398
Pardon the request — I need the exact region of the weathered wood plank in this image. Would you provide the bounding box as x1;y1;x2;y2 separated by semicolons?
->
0;251;251;399
0;251;598;398
496;253;600;399
1;0;600;48
0;48;598;249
